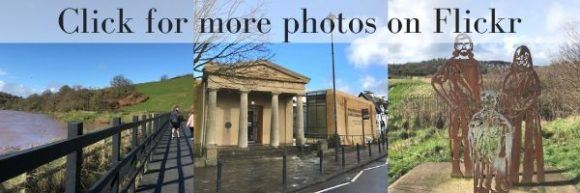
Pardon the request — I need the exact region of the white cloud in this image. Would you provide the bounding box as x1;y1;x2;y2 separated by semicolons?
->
360;75;387;96
0;80;37;97
347;0;579;65
546;2;580;33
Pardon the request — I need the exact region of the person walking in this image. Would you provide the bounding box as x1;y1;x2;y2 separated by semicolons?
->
186;111;195;141
170;105;182;139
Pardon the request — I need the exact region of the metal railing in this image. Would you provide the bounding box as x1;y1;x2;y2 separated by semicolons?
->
0;113;170;193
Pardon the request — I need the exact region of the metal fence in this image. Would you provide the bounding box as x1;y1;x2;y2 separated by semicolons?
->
0;113;169;193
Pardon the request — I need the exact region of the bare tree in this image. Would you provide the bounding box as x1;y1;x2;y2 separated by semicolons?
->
547;24;580;114
193;0;271;78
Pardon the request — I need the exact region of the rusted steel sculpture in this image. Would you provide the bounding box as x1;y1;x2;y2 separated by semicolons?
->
500;45;544;184
469;91;514;193
432;33;482;177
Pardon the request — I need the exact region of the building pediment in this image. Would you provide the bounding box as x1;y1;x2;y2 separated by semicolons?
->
204;61;310;84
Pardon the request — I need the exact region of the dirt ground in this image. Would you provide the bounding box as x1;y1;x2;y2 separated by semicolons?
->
388;162;578;193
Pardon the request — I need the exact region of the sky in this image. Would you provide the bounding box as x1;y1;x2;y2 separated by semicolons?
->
0;0;193;43
271;43;387;96
349;0;580;65
0;44;192;97
1;0;577;98
0;43;387;98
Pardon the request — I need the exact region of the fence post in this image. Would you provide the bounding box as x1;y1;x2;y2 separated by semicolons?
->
319;149;324;174
386;137;389;157
65;122;83;193
132;116;139;149
141;115;147;140
111;117;122;193
147;114;152;136
368;141;372;157
356;144;360;163
216;161;222;193
129;116;139;193
378;140;382;153
142;114;149;173
341;146;345;169
152;113;158;131
282;153;287;186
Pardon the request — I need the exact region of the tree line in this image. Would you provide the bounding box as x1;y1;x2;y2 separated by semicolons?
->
0;75;147;112
388;59;510;77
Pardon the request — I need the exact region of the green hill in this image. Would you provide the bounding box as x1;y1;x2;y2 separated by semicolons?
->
123;75;195;112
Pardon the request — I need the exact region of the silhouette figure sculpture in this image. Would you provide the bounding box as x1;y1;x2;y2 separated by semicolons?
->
432;34;482;177
500;45;544;184
469;91;514;193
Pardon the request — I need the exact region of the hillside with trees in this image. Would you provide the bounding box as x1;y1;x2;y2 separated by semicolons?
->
0;92;21;109
1;74;193;113
388;59;510;77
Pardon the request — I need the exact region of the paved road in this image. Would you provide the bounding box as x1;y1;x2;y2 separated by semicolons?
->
299;158;388;193
136;127;194;193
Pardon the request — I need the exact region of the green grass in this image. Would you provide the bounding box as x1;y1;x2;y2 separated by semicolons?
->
388;78;432;98
388;78;447;183
542;116;580;189
389;137;450;181
387;78;580;189
47;76;195;130
123;75;194;112
388;78;434;110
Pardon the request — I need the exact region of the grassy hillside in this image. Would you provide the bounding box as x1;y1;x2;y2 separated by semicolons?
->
47;75;195;128
388;78;449;182
123;75;195;112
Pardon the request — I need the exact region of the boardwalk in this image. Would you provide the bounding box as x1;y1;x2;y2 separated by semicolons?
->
137;127;194;193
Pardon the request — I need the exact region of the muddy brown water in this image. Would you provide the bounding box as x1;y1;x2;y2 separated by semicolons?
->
0;110;66;155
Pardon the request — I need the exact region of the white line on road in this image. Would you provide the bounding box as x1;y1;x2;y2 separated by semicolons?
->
350;171;364;183
314;182;350;193
315;163;388;193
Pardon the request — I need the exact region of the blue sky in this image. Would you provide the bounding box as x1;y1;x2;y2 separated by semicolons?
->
0;44;192;96
271;43;386;95
0;43;386;97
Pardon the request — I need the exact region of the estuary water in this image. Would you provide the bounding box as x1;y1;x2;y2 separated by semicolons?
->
0;110;66;155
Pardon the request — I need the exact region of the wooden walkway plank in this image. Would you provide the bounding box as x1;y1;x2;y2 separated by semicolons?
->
137;126;194;193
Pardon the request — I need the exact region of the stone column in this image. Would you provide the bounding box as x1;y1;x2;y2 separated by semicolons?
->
206;88;218;146
296;95;305;146
270;91;280;147
238;89;249;148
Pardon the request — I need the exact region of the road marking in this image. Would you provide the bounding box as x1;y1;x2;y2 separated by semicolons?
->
363;164;386;171
316;163;388;193
350;171;364;183
314;183;350;193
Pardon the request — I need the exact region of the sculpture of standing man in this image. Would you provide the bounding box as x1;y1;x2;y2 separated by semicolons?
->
501;45;544;184
432;34;482;177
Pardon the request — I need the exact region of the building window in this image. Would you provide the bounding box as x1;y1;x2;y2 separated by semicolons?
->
306;91;327;137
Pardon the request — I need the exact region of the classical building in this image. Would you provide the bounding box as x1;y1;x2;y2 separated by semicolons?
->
305;90;378;145
194;61;310;149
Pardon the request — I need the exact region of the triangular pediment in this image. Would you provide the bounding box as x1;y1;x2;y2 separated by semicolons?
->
205;61;310;83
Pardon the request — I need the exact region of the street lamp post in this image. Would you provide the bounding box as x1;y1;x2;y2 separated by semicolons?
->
328;13;340;162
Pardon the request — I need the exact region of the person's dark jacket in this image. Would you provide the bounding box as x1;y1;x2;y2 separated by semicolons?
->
170;110;181;124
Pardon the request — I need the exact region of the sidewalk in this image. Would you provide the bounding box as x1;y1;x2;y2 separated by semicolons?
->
388;162;578;193
194;143;387;193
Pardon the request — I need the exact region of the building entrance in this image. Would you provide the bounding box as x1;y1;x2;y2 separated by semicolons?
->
248;106;262;144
